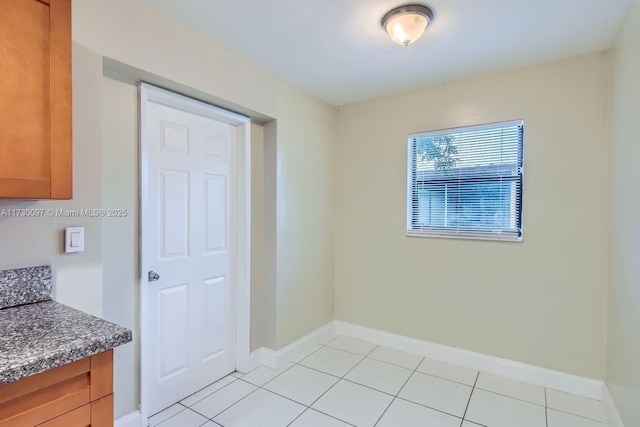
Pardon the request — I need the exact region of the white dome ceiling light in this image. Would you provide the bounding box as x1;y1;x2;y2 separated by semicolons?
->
382;4;434;46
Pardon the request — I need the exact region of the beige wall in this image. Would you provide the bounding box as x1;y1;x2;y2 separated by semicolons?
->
72;0;277;119
607;1;640;424
0;44;104;318
0;0;335;418
3;0;626;419
274;81;335;348
252;120;279;350
250;121;278;350
250;123;268;351
334;53;609;379
101;76;140;418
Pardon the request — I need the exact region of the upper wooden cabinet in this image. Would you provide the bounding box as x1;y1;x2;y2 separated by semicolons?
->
0;0;72;199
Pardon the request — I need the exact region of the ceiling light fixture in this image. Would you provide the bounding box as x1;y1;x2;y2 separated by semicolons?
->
382;4;434;46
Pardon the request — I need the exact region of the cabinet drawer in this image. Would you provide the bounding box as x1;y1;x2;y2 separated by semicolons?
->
0;366;91;427
34;395;113;427
36;404;90;427
0;351;113;427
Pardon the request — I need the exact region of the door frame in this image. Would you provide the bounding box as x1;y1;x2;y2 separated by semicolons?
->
139;83;252;423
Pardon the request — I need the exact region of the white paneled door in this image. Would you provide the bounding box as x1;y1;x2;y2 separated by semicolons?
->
142;85;239;415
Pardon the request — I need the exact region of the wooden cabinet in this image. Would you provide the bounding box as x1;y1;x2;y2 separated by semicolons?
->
0;350;114;427
0;0;72;199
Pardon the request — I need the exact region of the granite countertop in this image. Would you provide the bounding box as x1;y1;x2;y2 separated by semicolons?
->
0;300;132;384
0;265;52;310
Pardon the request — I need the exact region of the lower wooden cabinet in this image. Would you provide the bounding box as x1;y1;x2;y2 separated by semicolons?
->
37;395;113;427
37;404;91;427
0;350;114;427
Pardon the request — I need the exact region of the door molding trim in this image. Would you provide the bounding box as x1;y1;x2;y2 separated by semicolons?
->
139;83;251;425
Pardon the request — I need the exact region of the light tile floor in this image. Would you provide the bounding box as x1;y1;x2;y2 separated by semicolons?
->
148;336;612;427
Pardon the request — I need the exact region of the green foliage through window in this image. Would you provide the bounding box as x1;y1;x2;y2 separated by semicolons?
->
416;135;459;170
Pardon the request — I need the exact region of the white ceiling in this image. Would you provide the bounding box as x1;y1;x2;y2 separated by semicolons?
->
141;0;630;106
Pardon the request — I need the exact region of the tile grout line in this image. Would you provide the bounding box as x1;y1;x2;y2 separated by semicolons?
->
341;343;381;378
294;357;419;399
307;345;374;405
236;355;355;427
296;347;472;423
545;388;549;427
461;370;480;425
322;339;377;356
323;340;426;371
326;338;470;381
333;344;382;425
292;341;326;362
473;386;547;408
325;341;483;388
288;343;379;426
308;352;418;374
372;399;395;426
148;401;195;427
285;406;358;427
179;371;511;426
547;407;611;425
394;395;473;421
416;370;480;388
170;336;599;427
188;380;263;423
256;353;315;419
298;345;435;391
373;355;426;427
200;420;222;427
285;407;309;427
292;361;344;379
156;341;414;426
187;362;500;426
179;376;240;408
291;360;431;401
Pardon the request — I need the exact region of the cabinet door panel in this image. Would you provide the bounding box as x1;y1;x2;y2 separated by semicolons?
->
0;0;71;199
0;0;51;195
90;395;113;427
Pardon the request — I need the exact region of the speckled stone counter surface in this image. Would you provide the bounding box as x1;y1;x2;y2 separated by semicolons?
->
0;265;52;309
0;300;132;384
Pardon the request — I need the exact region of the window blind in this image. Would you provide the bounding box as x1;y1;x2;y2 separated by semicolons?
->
407;120;524;240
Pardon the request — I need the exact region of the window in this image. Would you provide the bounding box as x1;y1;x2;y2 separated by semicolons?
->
407;120;524;240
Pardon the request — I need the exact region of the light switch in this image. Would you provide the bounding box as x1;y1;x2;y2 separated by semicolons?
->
65;227;85;253
70;232;80;247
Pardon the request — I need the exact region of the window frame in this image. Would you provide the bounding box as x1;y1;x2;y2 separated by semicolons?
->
406;120;524;241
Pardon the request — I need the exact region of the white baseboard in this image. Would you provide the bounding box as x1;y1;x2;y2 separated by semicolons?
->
602;386;625;427
260;347;279;369
243;320;604;402
243;322;337;371
238;347;270;373
334;321;604;400
272;322;336;368
115;411;142;427
258;322;336;369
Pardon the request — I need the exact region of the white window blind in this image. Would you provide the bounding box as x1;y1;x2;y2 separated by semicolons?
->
407;120;524;240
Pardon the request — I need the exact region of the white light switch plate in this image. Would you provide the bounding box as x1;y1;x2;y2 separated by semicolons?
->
65;227;85;253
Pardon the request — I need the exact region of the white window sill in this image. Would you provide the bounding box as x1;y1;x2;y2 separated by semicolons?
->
406;230;523;242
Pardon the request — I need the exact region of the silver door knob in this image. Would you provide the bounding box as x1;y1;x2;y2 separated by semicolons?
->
148;271;160;282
